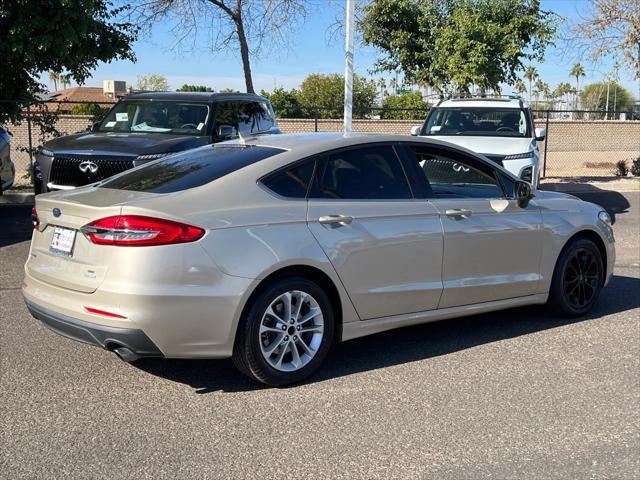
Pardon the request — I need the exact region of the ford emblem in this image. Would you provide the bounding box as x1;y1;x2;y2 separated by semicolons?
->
53;208;61;218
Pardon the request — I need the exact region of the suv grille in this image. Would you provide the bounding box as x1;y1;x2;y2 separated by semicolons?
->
49;154;136;188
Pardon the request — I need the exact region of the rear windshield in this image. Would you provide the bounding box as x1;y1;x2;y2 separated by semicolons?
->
100;145;285;193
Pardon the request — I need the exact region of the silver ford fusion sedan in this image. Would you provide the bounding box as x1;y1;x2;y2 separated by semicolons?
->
23;133;615;385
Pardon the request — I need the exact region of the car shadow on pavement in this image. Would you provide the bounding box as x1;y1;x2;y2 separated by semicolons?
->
132;274;640;393
540;183;632;224
0;204;34;247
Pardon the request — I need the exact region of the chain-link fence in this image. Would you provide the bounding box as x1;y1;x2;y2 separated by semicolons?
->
3;99;639;188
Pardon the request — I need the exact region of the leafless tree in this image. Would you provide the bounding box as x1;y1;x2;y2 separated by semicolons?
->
133;0;310;93
567;0;640;80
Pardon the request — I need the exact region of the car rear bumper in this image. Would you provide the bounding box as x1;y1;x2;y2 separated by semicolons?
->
25;299;164;358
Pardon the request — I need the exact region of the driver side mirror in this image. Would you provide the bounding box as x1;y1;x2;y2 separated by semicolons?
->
90;121;101;133
515;180;534;208
410;125;422;136
534;127;546;141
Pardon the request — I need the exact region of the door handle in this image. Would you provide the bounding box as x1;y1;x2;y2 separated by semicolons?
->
445;209;473;218
318;215;354;225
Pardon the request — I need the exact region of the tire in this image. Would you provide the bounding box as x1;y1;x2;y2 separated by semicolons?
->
233;277;335;386
547;237;604;317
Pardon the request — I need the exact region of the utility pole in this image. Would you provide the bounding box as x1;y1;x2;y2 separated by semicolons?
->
343;0;355;134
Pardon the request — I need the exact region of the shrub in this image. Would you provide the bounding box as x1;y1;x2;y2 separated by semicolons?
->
614;159;629;177
631;157;640;177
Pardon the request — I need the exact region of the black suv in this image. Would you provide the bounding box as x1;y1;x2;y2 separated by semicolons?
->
34;92;279;193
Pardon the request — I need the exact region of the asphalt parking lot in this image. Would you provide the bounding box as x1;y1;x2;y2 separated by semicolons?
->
1;189;638;479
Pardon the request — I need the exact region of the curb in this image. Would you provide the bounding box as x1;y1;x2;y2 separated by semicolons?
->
540;180;640;194
0;192;35;205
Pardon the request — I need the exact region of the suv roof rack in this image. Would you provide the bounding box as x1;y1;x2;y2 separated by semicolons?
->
438;94;524;108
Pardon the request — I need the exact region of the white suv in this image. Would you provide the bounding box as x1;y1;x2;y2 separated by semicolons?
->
411;96;545;188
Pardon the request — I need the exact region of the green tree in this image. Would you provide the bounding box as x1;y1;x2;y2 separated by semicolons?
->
176;84;214;92
260;88;303;118
136;73;169;91
514;80;527;97
297;73;378;118
69;103;110;122
0;0;138;123
580;82;636;112
360;0;557;94
524;66;538;103
380;91;430;120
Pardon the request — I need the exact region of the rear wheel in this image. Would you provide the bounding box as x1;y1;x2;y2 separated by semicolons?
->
547;238;603;317
233;277;334;386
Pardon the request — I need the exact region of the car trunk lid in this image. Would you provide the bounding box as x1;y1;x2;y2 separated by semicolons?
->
27;188;156;293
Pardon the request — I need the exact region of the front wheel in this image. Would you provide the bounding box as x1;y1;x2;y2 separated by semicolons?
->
547;238;604;317
233;277;334;386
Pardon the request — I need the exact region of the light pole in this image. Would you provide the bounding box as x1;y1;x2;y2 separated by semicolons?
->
343;0;355;134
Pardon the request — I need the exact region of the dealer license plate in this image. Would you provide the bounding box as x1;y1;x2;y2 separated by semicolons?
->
49;227;76;257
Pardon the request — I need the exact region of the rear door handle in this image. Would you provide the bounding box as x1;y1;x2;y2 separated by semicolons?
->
445;209;473;218
318;215;354;225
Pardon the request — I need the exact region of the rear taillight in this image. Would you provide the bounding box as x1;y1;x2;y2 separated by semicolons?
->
81;215;205;246
31;207;39;230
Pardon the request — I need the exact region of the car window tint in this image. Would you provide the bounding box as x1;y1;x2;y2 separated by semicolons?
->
313;146;411;200
215;101;275;138
412;148;503;199
262;161;315;198
100;145;284;193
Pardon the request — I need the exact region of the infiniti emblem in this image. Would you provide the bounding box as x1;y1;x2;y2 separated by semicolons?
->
79;160;99;174
52;208;61;218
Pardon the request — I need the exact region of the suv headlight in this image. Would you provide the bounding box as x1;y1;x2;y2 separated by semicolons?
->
503;151;534;160
520;166;533;183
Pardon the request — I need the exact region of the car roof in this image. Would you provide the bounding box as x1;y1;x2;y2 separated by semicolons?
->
124;91;269;103
220;132;512;168
437;97;526;109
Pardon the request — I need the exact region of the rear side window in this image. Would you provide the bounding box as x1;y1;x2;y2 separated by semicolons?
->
311;145;411;200
100;145;284;193
261;160;315;198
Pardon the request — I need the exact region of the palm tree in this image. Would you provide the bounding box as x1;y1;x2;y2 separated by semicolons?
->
389;77;398;96
524;66;537;104
60;74;71;90
48;71;60;91
515;80;527;97
378;78;387;102
570;63;585;109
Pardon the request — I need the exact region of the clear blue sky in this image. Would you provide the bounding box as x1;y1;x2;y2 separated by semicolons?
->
55;0;639;97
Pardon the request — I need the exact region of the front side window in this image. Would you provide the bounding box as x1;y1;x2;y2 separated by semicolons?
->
100;145;284;193
215;101;275;138
99;101;210;135
312;145;411;200
411;147;503;199
424;107;530;137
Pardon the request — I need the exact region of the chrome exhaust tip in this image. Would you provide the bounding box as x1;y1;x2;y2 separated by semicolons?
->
113;347;140;362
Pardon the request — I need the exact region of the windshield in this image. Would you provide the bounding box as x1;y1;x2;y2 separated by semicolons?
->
98;101;210;136
424;107;531;137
